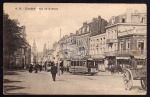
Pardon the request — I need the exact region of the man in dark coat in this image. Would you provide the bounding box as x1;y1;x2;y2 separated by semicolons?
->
60;66;64;75
29;64;33;73
51;63;58;81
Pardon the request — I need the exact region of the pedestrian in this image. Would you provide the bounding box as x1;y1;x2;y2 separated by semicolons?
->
60;66;64;75
29;64;33;73
39;65;42;72
111;65;115;74
67;65;69;72
88;64;91;73
34;64;38;73
50;63;58;81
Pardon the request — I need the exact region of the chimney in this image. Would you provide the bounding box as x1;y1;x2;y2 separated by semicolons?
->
98;15;101;20
93;18;97;22
135;10;138;14
126;8;132;23
70;33;73;36
76;30;79;35
83;21;87;27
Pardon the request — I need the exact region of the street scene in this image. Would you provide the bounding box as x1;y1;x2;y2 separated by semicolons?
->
3;3;147;95
3;70;146;95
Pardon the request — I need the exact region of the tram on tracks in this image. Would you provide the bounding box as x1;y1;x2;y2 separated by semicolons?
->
69;58;98;75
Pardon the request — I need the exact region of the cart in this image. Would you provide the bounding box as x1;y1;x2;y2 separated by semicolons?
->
123;64;147;90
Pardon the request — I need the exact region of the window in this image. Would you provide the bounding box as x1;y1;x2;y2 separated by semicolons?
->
120;41;123;50
140;17;146;23
22;49;25;54
126;40;130;49
122;17;125;23
138;41;144;50
103;48;105;52
96;48;98;54
114;44;116;50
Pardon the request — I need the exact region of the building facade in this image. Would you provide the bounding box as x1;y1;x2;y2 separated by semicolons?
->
14;26;31;69
89;33;106;71
116;28;147;68
105;9;147;68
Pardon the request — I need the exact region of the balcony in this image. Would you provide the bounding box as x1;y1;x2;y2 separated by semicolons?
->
106;39;118;44
116;50;147;56
105;51;116;56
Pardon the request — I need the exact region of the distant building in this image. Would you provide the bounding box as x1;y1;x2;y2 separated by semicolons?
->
31;39;38;65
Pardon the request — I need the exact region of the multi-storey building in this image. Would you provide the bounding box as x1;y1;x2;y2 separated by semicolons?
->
116;28;147;68
89;33;106;71
76;22;91;57
14;26;31;69
76;16;108;57
105;9;147;68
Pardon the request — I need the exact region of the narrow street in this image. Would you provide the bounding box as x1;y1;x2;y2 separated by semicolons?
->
3;70;146;95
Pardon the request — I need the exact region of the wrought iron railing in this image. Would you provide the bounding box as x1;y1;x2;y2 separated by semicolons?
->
116;49;147;56
105;49;147;56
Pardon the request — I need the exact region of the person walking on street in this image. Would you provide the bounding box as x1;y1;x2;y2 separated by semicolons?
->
60;66;64;75
34;64;38;73
39;65;42;72
29;64;33;73
50;63;58;81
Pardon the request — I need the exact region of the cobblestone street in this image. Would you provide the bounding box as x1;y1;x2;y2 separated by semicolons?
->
3;70;146;95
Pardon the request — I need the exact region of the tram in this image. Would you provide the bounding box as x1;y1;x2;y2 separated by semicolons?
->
69;58;98;75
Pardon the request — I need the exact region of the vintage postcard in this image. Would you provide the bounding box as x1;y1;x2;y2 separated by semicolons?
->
3;3;147;95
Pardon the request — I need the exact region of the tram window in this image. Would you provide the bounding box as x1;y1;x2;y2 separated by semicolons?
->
77;61;79;66
74;62;76;66
80;61;83;66
71;62;73;66
83;62;85;66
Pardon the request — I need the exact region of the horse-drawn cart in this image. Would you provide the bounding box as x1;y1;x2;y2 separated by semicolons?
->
123;63;147;90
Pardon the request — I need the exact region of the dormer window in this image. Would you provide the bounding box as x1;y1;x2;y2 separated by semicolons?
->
112;18;115;24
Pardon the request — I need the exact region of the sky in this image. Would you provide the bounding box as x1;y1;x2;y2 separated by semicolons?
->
4;3;146;52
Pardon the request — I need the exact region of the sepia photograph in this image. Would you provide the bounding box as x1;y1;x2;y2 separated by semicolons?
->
3;3;147;95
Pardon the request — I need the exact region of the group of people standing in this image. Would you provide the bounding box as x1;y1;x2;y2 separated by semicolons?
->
29;64;42;73
28;62;65;82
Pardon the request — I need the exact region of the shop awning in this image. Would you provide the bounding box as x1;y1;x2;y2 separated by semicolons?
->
134;56;146;59
116;57;130;60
